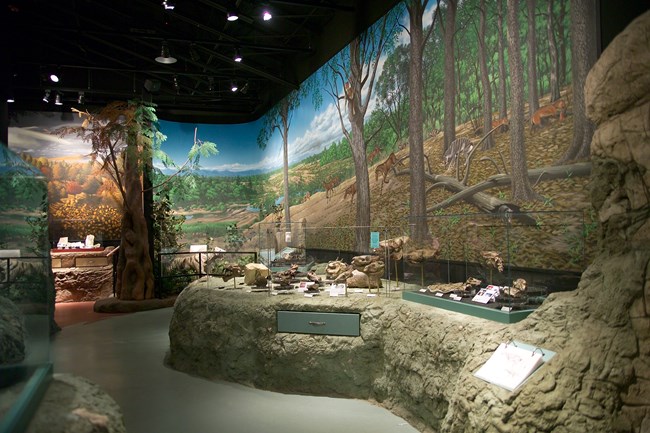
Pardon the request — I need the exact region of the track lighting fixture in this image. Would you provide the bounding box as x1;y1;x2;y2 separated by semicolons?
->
173;75;180;93
233;48;242;63
77;91;85;105
230;81;238;92
6;89;14;103
262;8;272;21
42;90;50;103
162;0;175;10
49;71;60;83
207;76;214;91
227;10;239;21
54;93;63;106
155;41;177;64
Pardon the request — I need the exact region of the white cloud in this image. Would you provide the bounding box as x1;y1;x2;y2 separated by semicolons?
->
288;102;348;164
8;127;92;160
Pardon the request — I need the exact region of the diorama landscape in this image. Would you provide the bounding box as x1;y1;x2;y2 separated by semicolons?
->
7;0;597;291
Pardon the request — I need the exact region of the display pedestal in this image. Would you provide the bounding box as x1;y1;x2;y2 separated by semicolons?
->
51;247;114;302
402;290;535;324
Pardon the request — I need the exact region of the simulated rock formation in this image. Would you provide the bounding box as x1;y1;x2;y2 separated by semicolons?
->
25;374;126;433
0;296;25;365
167;12;650;433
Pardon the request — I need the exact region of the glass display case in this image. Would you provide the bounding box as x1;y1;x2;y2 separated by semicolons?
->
256;222;405;296
401;211;594;322
0;145;53;433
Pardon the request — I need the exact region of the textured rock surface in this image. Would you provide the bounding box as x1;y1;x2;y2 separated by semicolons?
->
0;296;25;364
26;373;126;433
167;12;650;433
54;266;114;303
167;284;503;432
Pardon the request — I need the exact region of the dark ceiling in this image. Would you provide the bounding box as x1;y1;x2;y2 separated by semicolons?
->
4;0;400;124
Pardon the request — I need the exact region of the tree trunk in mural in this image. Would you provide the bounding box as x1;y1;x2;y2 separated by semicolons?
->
326;13;396;253
116;137;154;300
557;0;568;86
442;0;457;153
546;0;561;102
348;39;371;253
558;0;597;163
279;100;292;232
407;0;432;246
478;0;494;150
506;0;539;202
496;0;508;120
526;0;540;115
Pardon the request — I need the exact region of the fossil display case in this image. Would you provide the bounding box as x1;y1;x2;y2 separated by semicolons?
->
401;211;594;322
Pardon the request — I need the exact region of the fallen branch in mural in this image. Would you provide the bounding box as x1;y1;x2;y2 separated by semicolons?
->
395;161;590;217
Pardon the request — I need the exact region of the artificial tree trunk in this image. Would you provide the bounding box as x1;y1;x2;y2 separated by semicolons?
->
116;138;154;300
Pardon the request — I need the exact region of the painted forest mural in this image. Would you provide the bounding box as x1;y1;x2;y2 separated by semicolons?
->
8;0;599;277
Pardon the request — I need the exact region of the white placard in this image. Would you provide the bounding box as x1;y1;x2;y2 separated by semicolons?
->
435;292;444;297
474;343;545;392
472;286;499;304
190;244;208;252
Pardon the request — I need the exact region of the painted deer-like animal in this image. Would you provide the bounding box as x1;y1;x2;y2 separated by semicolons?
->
491;117;509;133
375;152;401;194
531;99;566;130
343;183;357;204
367;145;381;163
322;176;340;202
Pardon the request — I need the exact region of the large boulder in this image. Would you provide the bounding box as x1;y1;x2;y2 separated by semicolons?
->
26;374;126;433
0;296;25;365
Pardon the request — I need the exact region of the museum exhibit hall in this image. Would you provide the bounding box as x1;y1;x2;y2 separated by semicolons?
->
1;1;650;432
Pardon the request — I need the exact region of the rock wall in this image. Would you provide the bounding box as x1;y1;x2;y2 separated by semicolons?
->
167;287;504;432
167;12;650;433
26;374;126;433
0;296;25;365
54;266;114;303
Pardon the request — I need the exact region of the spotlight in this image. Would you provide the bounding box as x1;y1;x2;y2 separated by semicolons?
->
54;93;63;106
173;75;180;93
155;41;177;64
227;11;239;21
77;91;85;104
7;89;14;103
42;90;50;103
207;76;214;91
262;8;272;21
162;0;175;10
233;48;242;63
49;72;60;83
230;81;238;92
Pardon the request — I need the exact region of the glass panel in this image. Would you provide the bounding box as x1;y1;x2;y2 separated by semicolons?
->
0;145;52;428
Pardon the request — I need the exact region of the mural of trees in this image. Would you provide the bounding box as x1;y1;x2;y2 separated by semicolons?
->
323;9;401;252
257;77;320;232
406;0;436;245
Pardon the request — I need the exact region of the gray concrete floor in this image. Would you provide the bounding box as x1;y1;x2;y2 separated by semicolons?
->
51;306;419;433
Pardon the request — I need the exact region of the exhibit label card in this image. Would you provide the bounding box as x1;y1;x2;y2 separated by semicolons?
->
370;231;380;249
474;343;545;391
